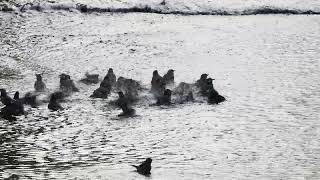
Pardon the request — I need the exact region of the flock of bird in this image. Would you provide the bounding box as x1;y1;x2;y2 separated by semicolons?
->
0;68;225;120
0;68;225;175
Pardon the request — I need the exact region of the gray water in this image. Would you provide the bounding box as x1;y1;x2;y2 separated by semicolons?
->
1;4;320;180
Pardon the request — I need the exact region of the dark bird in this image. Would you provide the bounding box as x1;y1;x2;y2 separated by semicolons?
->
151;70;165;96
207;88;226;104
156;89;172;105
90;86;111;99
59;73;79;93
173;82;194;103
106;68;116;86
23;92;38;108
0;89;14;106
124;88;139;103
117;91;135;117
185;91;194;102
13;91;31;107
79;72;99;84
115;76;126;90
195;73;209;89
90;76;112;99
100;75;113;89
132;158;152;176
0;90;24;120
160;0;166;5
163;69;174;85
117;77;143;91
48;92;64;111
34;74;46;92
115;77;143;103
13;91;20;100
197;75;215;96
77;4;88;13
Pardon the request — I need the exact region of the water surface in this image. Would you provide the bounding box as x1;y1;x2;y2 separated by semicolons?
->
0;9;320;180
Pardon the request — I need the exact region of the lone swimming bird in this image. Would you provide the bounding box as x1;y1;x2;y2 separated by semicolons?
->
132;158;152;176
34;74;46;92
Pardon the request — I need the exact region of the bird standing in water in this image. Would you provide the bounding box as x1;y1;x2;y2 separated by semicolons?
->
132;158;152;176
156;89;172;105
80;72;99;84
106;68;116;86
117;91;135;117
151;70;164;96
0;89;13;106
0;89;24;120
59;73;79;93
163;69;174;85
34;74;46;92
48;92;64;111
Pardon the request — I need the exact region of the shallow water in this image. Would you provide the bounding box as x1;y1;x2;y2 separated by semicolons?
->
0;10;320;179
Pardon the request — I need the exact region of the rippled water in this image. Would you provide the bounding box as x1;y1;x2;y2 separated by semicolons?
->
0;10;320;180
1;0;320;15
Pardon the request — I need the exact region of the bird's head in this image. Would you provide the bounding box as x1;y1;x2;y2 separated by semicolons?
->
146;158;152;164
